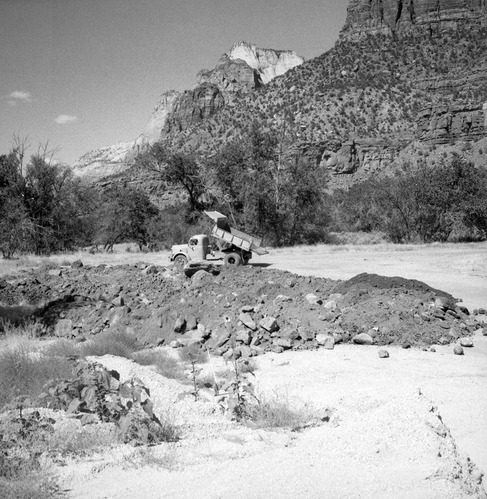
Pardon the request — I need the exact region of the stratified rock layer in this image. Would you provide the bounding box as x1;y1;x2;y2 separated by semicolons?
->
341;0;486;38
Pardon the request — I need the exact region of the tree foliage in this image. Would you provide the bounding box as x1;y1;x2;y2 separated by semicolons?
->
332;155;487;242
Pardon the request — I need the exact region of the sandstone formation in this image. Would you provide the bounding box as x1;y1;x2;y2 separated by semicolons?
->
416;102;487;143
73;142;134;180
341;0;487;39
164;84;225;133
73;42;303;181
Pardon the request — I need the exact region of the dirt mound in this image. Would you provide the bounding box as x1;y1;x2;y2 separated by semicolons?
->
0;263;482;353
335;272;455;299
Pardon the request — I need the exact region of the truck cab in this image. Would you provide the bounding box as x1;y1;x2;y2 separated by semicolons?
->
170;234;210;268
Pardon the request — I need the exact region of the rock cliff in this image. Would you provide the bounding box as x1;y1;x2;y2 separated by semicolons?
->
341;0;486;39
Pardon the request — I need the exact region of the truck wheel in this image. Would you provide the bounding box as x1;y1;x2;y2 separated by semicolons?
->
174;255;188;270
224;252;242;267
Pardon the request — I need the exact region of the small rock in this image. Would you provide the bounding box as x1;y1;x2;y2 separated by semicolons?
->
378;350;389;358
453;345;464;355
272;346;284;354
438;336;449;345
169;340;181;348
402;342;411;349
71;259;83;269
191;270;212;284
275;295;292;303
186;316;198;331
240;305;254;313
324;300;337;311
457;305;469;315
275;338;292;349
237;345;252;358
305;293;322;306
222;348;235;361
112;296;124;307
298;327;314;341
430;347;436;352
259;316;279;333
367;328;378;339
239;312;257;331
174;317;186;333
352;333;374;345
316;334;335;350
479;308;486;315
142;265;158;275
435;296;455;311
459;337;474;347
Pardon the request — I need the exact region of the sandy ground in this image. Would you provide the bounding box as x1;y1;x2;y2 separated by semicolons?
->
52;242;487;498
2;242;486;497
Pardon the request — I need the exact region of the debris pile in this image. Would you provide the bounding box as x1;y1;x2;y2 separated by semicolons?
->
0;264;485;356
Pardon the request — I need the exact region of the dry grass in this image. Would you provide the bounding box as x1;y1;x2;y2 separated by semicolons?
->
0;475;60;499
131;349;186;380
0;343;72;410
0;244;171;279
248;391;318;430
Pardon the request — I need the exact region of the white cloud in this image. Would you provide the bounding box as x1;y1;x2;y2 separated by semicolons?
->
54;114;78;125
9;90;33;103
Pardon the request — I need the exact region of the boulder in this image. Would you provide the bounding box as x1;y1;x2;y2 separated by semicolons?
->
184;261;219;278
275;338;292;349
352;333;374;345
453;345;464;355
378;350;389;358
111;296;124;307
71;260;83;269
316;334;335;349
324;300;337;311
305;293;322;305
459;337;474;347
236;329;252;345
435;296;456;311
174;317;186;333
239;312;257;331
259;316;279;333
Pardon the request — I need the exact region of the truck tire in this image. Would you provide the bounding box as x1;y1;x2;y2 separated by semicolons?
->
174;255;188;270
224;252;242;267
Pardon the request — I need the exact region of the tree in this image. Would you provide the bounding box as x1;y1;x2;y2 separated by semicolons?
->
0;153;32;258
96;185;159;251
138;143;206;213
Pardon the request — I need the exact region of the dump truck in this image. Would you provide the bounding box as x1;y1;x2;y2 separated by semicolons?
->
170;211;268;268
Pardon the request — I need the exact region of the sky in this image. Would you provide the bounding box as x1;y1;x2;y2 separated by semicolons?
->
1;0;348;165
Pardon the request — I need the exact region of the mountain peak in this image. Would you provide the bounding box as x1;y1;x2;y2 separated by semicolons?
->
224;41;304;84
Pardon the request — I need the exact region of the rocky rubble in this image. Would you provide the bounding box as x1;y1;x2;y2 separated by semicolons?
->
1;264;485;357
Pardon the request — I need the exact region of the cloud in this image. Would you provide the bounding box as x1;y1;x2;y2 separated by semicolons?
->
9;90;33;103
54;114;78;125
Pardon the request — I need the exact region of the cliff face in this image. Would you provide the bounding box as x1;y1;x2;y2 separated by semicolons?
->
73;42;302;181
341;0;486;38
